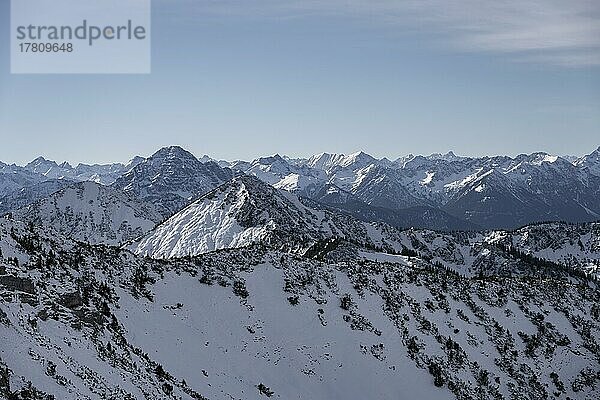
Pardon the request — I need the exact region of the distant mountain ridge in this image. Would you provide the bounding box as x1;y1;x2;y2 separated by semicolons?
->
1;145;599;230
0;179;75;215
24;156;142;185
225;147;600;230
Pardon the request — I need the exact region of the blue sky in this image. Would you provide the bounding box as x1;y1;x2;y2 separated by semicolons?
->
0;0;599;165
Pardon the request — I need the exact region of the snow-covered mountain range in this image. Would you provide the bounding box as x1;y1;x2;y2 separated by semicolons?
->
2;146;599;230
24;156;143;185
127;173;600;280
0;163;47;199
224;148;600;230
0;145;599;400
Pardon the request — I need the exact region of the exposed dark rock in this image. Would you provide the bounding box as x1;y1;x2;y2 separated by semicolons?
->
0;275;35;294
59;292;83;309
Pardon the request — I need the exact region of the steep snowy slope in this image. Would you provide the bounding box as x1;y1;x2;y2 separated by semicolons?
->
127;171;599;282
575;146;600;177
112;146;234;217
0;164;46;198
12;181;163;245
0;179;75;215
129;175;374;258
487;222;600;277
1;218;599;400
307;184;480;231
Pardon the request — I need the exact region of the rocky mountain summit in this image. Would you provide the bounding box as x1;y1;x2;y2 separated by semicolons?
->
111;146;234;218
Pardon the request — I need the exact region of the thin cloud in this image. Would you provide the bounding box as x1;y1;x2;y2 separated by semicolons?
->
168;0;600;67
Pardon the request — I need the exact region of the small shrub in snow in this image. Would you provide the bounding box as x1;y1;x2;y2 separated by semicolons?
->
257;383;274;397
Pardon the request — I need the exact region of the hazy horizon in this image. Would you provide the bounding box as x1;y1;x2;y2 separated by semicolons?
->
1;1;599;165
3;144;599;167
